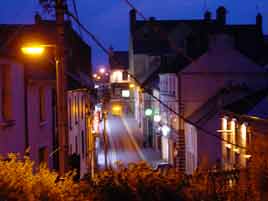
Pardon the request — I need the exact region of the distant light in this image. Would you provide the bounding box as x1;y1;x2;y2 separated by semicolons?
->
105;72;109;76
97;76;101;80
145;108;153;117
154;114;161;122
129;83;135;89
93;73;98;78
21;46;45;55
94;85;99;89
122;90;130;97
161;125;170;137
99;67;106;74
217;129;233;133
244;154;252;159
112;105;122;112
233;148;240;153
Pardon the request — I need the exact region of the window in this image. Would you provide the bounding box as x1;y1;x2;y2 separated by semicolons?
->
39;87;46;122
235;153;240;168
81;96;84;120
226;147;231;164
75;136;78;153
81;131;85;158
1;64;12;120
38;147;48;165
78;95;80;122
75;96;78;123
68;97;72;129
122;71;128;80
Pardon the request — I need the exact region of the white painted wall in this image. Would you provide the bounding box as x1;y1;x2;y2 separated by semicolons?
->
68;89;90;178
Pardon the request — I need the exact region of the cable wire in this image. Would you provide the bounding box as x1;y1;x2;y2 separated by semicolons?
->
71;0;83;39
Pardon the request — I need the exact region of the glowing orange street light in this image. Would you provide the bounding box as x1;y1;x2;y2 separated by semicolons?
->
97;76;101;80
21;46;45;55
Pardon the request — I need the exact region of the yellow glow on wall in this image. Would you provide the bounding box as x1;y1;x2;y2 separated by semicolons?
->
233;148;240;153
231;119;236;132
222;117;228;130
225;143;232;149
111;70;122;82
241;123;247;142
244;154;251;159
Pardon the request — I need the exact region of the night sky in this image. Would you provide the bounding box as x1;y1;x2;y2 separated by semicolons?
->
1;0;268;71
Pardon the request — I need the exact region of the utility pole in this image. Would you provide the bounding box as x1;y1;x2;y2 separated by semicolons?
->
55;0;68;176
103;111;108;169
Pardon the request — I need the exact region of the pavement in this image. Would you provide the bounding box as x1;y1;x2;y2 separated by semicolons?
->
96;113;161;170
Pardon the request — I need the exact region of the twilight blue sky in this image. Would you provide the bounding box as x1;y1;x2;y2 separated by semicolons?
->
0;0;268;71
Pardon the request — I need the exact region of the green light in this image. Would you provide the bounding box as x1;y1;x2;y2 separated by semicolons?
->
145;108;153;116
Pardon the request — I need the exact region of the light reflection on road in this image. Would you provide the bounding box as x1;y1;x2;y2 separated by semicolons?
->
99;115;143;168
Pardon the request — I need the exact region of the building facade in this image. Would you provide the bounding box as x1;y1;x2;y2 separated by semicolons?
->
0;57;54;169
129;6;268;173
68;89;91;178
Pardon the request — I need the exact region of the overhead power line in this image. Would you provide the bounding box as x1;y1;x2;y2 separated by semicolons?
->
66;10;248;150
71;0;83;39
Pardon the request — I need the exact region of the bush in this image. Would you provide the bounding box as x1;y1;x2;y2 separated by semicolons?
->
90;161;186;201
0;153;88;201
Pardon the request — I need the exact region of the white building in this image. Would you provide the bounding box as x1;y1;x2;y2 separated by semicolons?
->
67;89;91;178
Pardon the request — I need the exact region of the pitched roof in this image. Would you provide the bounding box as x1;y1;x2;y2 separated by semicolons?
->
181;36;265;74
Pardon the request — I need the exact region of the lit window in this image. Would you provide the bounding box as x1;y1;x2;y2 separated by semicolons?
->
111;71;122;83
122;90;130;97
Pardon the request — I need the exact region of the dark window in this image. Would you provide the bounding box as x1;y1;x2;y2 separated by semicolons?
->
69;97;72;129
226;147;231;163
1;64;12;120
38;147;48;165
75;136;78;153
39;87;46;122
81;96;84;120
122;71;128;80
81;131;85;158
235;153;240;168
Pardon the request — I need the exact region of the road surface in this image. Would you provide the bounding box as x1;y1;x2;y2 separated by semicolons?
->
97;114;160;169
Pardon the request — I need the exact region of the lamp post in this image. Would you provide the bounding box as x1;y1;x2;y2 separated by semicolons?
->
21;44;68;176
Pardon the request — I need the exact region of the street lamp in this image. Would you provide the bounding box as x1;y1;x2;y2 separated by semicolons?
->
21;46;45;55
93;73;98;78
99;67;106;74
145;108;153;117
21;43;68;176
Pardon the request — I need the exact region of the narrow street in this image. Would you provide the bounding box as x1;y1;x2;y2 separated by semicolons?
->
97;114;161;169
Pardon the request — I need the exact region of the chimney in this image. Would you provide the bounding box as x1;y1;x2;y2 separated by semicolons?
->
216;6;227;26
130;9;136;34
204;10;211;21
34;12;42;24
256;13;263;33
